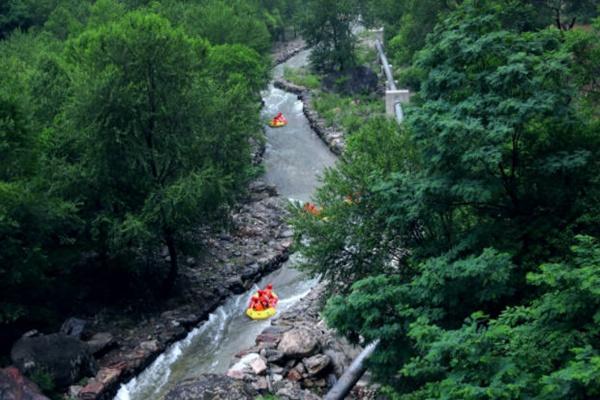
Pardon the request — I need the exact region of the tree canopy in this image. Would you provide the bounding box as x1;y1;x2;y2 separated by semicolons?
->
0;0;278;353
292;1;600;398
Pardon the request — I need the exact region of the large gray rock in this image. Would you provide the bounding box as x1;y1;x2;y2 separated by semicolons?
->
164;374;257;400
0;367;49;400
11;333;97;389
227;353;261;380
59;318;87;339
303;354;331;377
277;328;318;359
85;332;116;356
275;380;321;400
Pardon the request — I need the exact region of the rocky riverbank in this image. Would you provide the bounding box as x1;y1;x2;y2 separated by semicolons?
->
272;38;306;66
274;78;346;155
1;38;315;400
2;180;294;400
162;284;377;400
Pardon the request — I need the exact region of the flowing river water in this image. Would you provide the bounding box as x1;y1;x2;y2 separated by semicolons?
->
114;49;337;400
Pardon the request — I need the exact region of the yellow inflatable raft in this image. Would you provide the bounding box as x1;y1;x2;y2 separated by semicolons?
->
246;291;278;320
268;119;287;128
246;307;277;320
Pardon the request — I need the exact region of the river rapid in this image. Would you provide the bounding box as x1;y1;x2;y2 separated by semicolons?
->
114;49;337;400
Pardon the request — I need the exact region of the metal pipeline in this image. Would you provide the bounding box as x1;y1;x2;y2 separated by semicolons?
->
323;339;380;400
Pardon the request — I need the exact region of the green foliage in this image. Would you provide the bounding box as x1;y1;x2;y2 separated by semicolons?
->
0;0;279;340
291;117;415;288
293;2;600;398
29;367;56;396
283;66;321;90
206;43;270;99
327;236;600;399
58;11;259;293
0;0;59;38
182;0;272;55
313;92;384;133
300;0;360;72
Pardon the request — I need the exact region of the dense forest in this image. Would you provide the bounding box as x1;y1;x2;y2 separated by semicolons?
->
2;0;600;398
0;0;304;359
293;0;600;399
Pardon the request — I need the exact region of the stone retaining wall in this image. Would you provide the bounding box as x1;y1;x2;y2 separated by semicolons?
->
274;79;346;156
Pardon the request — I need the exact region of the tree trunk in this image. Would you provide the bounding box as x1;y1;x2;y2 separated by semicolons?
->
162;230;178;296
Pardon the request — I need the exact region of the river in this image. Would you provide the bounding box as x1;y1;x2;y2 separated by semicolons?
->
114;49;337;400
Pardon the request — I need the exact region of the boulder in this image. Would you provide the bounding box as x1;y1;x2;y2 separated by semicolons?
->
303;354;331;377
251;376;268;391
85;333;116;356
0;367;49;400
277;328;318;358
225;277;245;294
164;374;257;400
139;339;159;353
60;318;87;339
11;333;97;389
263;349;284;364
286;368;302;382
250;357;268;375
227;353;261;380
275;381;321;400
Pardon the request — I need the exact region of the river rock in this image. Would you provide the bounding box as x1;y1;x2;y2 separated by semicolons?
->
0;367;49;400
60;318;87;339
227;353;261;380
250;357;268;375
251;376;268;391
277;328;318;358
275;381;321;400
85;332;116;356
139;339;159;352
11;333;97;389
303;354;331;376
164;374;257;400
225;276;245;294
263;349;284;364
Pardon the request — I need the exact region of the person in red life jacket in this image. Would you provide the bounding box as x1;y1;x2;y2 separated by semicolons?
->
272;112;287;125
264;284;278;307
303;202;321;217
249;293;259;310
259;290;271;309
254;290;266;311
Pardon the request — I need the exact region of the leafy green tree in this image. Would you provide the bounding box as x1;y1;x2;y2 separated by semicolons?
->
205;43;269;100
292;117;416;288
0;56;78;328
300;0;360;72
64;11;257;294
293;2;600;398
182;0;272;55
0;0;58;38
326;236;600;399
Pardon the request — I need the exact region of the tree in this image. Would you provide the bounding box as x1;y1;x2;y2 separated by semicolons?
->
182;0;272;55
325;236;600;399
0;0;58;38
292;2;600;397
65;11;257;294
300;0;360;72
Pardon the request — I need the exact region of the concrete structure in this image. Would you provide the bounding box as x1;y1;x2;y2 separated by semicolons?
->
375;38;409;123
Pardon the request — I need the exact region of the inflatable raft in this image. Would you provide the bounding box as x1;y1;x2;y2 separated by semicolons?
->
268;119;287;128
246;292;278;320
269;113;287;128
246;307;277;320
